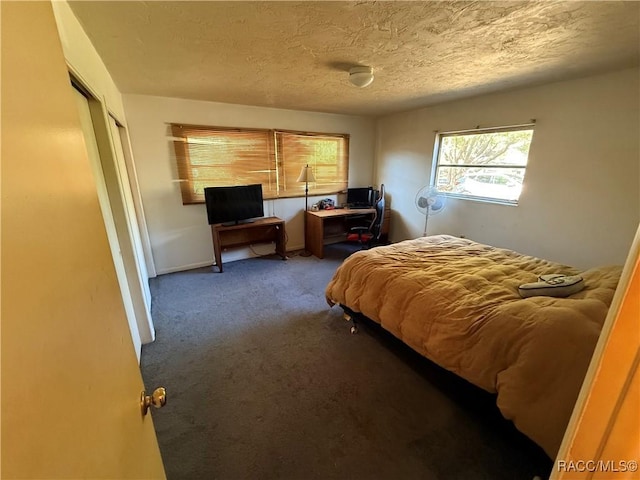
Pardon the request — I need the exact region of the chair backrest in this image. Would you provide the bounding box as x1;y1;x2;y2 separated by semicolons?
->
369;184;386;242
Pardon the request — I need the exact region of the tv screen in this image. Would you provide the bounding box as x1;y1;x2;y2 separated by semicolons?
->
346;187;373;207
204;184;265;225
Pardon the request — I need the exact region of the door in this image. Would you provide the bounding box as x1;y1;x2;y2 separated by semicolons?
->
73;86;143;356
111;122;158;278
73;83;155;352
108;116;154;311
1;2;165;478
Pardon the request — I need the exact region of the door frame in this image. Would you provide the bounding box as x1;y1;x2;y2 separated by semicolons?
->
70;68;155;353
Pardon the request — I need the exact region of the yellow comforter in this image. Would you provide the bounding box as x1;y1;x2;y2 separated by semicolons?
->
325;235;621;458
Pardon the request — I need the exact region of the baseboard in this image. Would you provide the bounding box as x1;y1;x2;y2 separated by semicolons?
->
156;243;306;275
157;260;215;275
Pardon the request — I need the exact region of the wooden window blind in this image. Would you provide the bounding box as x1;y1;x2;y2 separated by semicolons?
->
171;124;276;204
171;124;349;204
275;131;349;198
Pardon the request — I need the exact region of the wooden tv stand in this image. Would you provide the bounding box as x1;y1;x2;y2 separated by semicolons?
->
210;216;287;273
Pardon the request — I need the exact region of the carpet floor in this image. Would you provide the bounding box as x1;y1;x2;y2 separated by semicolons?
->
141;244;552;480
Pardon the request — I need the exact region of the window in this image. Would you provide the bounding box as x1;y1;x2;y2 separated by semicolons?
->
432;125;534;204
171;124;349;204
275;131;349;198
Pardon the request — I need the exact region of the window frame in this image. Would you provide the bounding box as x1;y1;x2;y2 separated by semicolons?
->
430;123;535;206
274;129;350;199
170;124;349;204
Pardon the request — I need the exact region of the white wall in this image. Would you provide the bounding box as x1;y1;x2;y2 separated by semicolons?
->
376;68;639;269
123;94;376;274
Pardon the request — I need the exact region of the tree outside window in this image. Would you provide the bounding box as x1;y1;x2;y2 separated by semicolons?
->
433;126;534;204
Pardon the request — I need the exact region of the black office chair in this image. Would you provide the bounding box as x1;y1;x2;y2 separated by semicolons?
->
346;184;385;248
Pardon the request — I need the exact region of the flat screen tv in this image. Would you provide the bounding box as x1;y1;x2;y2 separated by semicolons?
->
204;184;264;225
346;187;373;207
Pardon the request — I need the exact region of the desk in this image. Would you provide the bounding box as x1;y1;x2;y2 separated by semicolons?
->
305;208;376;259
210;216;287;272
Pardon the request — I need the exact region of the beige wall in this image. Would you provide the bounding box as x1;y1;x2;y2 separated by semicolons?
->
54;0;638;272
123;94;376;274
376;68;640;269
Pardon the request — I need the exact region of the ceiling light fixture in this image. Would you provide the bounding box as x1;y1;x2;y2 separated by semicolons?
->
349;66;374;88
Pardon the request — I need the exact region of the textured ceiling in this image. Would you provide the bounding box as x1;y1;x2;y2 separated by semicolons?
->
69;1;639;117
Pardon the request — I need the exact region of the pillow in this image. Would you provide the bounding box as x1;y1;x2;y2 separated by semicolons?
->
518;274;585;298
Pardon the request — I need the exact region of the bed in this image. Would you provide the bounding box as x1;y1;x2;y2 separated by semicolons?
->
325;235;621;458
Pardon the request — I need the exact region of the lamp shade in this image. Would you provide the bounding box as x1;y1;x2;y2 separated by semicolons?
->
297;164;316;183
349;66;374;88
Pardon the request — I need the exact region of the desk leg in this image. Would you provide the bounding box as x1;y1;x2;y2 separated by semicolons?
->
275;224;287;260
306;213;324;258
211;226;223;273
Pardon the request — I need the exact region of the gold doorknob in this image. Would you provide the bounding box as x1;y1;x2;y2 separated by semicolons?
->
140;387;167;416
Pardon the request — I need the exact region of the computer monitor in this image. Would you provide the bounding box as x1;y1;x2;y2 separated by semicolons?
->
346;187;373;207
